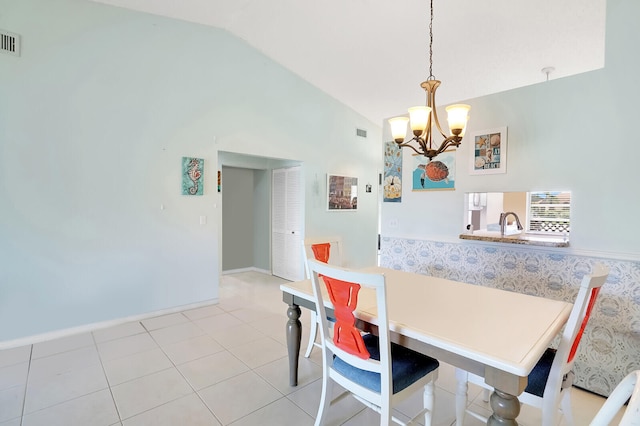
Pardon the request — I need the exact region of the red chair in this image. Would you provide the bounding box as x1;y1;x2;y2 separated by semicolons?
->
455;264;609;426
308;259;439;425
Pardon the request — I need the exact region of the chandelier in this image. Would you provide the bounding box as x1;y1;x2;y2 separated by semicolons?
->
388;0;470;161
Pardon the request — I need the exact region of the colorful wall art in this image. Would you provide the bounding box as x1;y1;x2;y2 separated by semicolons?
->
470;127;508;174
383;141;402;202
412;150;456;191
327;174;358;210
182;157;204;196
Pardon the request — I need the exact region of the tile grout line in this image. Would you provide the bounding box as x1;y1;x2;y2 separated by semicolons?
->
188;314;300;425
92;326;124;424
143;312;228;425
17;340;122;424
176;308;300;425
18;344;33;426
224;299;325;424
103;318;190;424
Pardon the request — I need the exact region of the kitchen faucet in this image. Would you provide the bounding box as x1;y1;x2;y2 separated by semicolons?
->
499;212;524;236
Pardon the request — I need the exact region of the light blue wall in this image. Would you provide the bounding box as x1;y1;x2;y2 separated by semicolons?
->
382;0;640;258
0;0;381;341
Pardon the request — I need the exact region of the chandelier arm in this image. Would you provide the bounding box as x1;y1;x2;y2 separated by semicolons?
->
434;136;463;157
431;109;448;139
407;130;430;154
395;139;427;156
433;111;448;139
428;91;448;140
420;122;433;152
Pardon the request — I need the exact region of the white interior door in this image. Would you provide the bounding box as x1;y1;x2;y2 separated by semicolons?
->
272;166;303;281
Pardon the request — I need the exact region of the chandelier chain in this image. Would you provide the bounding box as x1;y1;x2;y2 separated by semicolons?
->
428;0;434;80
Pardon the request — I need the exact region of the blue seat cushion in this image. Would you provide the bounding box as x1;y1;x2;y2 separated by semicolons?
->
525;348;556;397
332;333;439;394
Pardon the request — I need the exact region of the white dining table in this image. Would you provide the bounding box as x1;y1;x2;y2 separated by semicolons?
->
280;266;573;425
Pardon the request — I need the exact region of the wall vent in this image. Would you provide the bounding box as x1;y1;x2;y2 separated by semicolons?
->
1;30;20;57
356;128;367;138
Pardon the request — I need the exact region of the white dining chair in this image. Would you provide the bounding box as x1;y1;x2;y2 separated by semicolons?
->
308;259;439;426
302;236;343;358
590;369;640;426
455;264;609;426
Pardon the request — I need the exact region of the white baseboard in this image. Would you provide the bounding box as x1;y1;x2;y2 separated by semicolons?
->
0;298;218;351
222;266;271;275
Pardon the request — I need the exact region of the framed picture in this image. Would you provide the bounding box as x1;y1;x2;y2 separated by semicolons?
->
412;150;456;191
327;174;358;211
182;157;204;195
470;127;507;175
383;141;402;202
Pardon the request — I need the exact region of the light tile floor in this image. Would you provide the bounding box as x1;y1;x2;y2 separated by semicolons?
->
0;271;623;425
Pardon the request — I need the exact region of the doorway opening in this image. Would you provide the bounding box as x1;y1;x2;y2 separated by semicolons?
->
218;151;303;280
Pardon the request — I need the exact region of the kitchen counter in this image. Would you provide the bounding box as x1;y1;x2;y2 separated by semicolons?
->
459;231;569;247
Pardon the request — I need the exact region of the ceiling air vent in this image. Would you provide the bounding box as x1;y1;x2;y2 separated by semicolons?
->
356;128;367;138
1;30;20;57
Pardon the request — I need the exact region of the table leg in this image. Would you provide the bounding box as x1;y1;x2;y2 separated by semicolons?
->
487;389;520;426
286;303;302;386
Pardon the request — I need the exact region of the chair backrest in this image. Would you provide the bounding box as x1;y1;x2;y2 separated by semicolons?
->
307;259;392;398
543;264;609;397
302;237;343;278
590;369;640;426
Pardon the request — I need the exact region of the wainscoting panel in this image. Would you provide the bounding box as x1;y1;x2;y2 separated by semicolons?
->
380;236;640;396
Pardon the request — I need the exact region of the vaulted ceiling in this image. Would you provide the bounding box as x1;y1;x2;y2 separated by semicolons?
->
92;0;607;125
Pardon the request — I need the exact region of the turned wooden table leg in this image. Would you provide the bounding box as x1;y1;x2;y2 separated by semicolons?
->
286;303;302;386
487;389;521;426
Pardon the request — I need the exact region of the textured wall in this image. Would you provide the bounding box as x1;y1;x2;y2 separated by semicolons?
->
380;236;640;396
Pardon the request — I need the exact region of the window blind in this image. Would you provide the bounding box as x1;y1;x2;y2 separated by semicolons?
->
527;191;571;234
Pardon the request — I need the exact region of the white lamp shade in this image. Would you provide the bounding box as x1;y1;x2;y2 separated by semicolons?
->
458;122;469;137
389;116;410;141
408;106;431;133
446;104;470;134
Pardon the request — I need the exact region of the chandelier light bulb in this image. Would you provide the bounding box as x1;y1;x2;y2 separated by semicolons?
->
408;106;432;136
446;104;471;136
389;116;410;142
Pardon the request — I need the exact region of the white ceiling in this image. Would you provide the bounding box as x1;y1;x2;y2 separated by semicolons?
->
92;0;607;125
